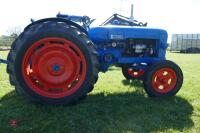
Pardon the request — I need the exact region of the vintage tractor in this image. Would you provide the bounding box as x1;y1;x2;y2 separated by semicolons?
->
5;13;183;105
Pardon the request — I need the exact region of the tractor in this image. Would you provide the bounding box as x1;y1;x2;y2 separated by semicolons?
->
4;12;183;105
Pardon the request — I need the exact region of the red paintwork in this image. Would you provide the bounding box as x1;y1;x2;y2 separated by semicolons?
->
151;68;177;93
9;119;17;127
128;69;145;78
22;38;87;98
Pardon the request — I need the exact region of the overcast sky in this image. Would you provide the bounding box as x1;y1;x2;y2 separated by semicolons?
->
0;0;200;42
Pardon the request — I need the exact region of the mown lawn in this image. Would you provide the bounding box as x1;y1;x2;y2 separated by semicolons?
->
0;51;200;133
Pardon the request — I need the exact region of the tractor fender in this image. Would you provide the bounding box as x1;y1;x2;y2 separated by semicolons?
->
24;17;88;35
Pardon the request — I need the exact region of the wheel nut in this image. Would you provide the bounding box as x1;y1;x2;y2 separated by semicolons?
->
68;84;71;88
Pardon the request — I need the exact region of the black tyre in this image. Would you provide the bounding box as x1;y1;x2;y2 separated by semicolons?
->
143;60;183;97
122;65;145;80
7;21;99;105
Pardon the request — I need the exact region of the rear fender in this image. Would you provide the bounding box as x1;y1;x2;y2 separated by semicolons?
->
24;17;88;35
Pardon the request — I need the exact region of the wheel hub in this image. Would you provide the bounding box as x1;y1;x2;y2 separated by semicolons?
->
52;65;61;72
32;45;79;86
22;38;87;98
152;68;177;93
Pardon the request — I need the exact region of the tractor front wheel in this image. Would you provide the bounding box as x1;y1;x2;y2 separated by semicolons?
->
7;21;99;105
143;60;183;97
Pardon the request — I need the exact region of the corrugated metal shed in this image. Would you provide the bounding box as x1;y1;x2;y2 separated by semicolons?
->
171;34;200;52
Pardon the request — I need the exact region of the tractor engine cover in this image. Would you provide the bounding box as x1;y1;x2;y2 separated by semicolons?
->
89;26;167;44
89;26;168;58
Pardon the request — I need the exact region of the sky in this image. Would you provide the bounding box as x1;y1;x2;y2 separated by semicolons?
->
0;0;200;42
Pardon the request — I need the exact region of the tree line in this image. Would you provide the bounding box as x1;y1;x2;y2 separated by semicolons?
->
0;26;22;47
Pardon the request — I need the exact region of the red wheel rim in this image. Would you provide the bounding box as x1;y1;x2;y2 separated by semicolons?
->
128;69;145;78
22;37;87;98
151;68;177;94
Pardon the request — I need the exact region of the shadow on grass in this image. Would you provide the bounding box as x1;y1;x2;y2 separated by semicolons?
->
170;51;200;54
122;79;145;94
122;79;144;88
0;90;194;132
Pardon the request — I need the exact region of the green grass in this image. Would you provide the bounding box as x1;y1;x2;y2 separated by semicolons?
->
0;51;200;133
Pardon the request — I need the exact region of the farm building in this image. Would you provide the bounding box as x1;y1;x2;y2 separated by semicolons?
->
170;34;200;53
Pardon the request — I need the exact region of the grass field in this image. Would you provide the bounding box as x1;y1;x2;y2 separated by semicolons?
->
0;51;200;133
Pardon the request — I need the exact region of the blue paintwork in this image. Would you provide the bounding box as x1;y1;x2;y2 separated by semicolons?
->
88;25;168;72
0;16;168;73
52;65;60;72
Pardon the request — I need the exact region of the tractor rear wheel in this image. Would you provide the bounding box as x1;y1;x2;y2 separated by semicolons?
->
7;21;99;105
143;60;183;97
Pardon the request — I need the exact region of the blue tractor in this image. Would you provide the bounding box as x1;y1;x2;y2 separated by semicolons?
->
6;13;183;105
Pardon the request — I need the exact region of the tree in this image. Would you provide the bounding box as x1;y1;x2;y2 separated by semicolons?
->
6;26;22;39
